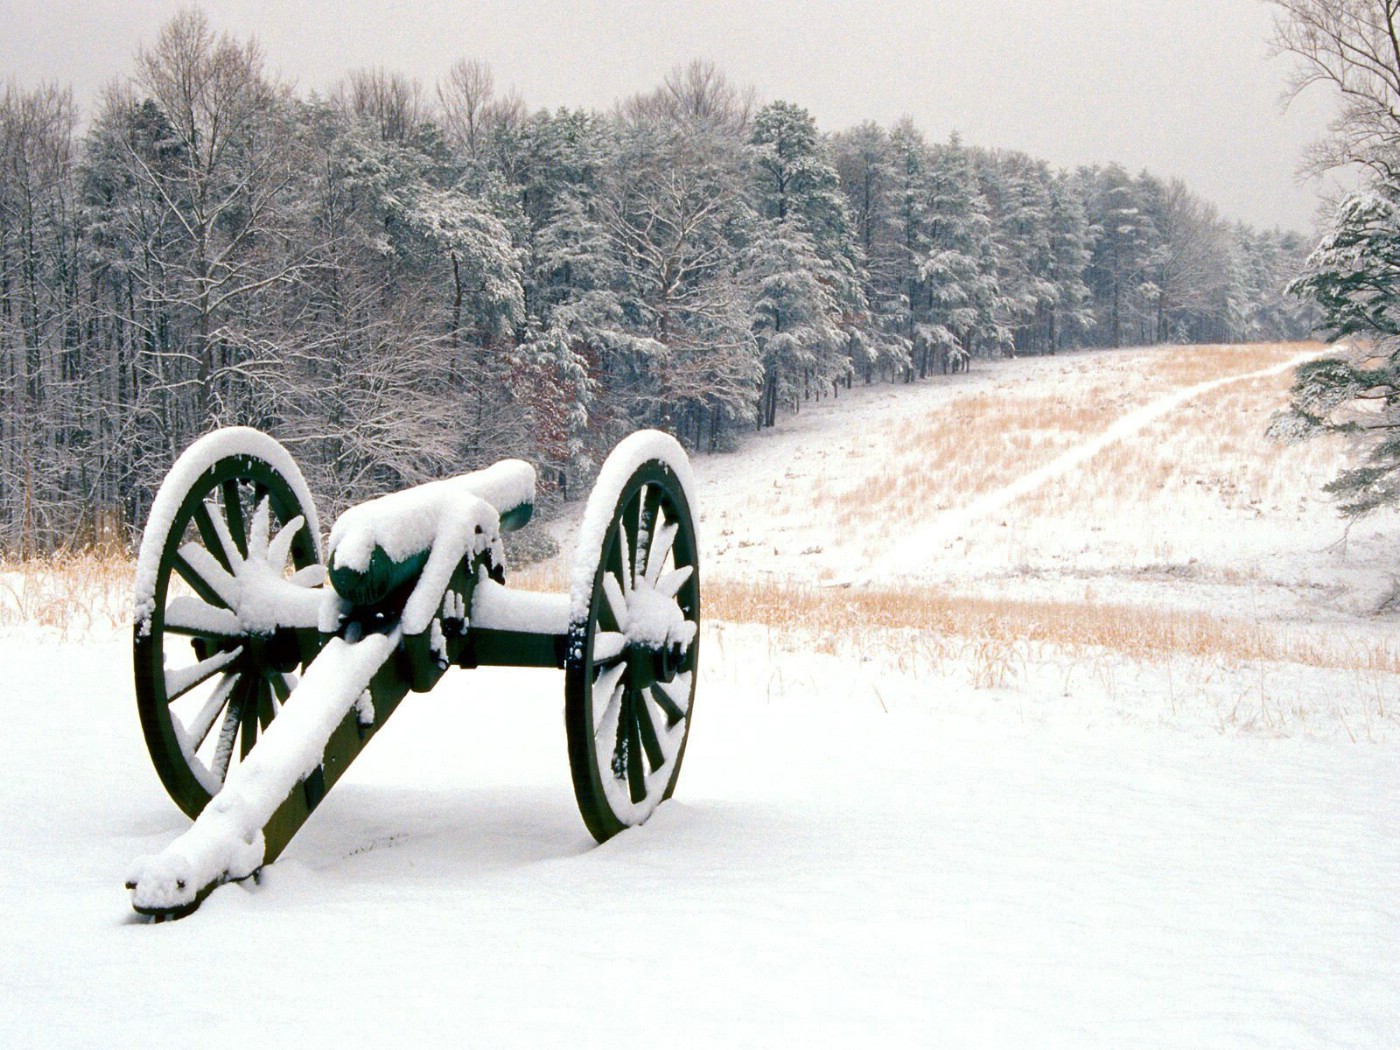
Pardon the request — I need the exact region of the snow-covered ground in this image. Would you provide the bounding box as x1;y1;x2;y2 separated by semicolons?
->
3;343;1397;1048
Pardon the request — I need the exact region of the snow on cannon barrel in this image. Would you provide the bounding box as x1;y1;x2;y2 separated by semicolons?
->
125;428;699;919
325;459;536;612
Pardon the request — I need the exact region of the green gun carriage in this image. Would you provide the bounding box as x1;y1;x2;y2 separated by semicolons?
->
126;428;700;919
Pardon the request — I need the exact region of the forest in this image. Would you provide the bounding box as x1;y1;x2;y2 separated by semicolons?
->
0;11;1315;553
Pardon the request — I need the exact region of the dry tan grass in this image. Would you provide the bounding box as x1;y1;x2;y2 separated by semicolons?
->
819;343;1323;550
9;541;1394;697
705;578;1400;676
1022;353;1345;519
0;551;131;637
829;383;1131;548
1143;341;1312;388
504;557;569;592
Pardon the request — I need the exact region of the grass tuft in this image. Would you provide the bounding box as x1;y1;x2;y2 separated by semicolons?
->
705;578;1400;676
0;551;131;638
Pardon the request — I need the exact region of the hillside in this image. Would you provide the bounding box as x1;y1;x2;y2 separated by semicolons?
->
3;343;1397;1048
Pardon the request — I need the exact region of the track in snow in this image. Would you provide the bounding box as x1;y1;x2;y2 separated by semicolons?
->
881;348;1321;573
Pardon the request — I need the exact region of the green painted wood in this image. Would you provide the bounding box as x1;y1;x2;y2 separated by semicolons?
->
328;547;430;608
461;628;568;669
262;650;414;865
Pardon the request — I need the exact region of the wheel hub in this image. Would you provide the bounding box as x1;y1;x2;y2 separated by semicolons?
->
623;639;686;692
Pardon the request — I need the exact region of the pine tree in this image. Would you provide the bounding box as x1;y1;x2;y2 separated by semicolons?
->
1083;165;1157;347
1045;171;1095;351
920;135;1004;372
747;101;863;420
981;152;1059;356
830;122;907;381
1267;0;1400;518
1273;183;1400;516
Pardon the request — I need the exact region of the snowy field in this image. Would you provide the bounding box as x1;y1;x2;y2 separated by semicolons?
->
3;343;1398;1048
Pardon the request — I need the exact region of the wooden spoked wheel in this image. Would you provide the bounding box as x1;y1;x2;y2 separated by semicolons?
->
134;431;325;819
566;445;700;842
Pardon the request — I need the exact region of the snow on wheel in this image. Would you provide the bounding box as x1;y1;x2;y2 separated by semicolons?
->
133;428;326;819
566;431;700;842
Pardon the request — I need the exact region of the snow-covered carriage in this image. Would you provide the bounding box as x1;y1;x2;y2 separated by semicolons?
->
125;428;700;919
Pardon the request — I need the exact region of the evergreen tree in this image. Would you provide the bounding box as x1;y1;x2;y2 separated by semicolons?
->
1045;171;1095;351
920;135;1004;372
1083;165;1157;347
748;101;863;421
1268;0;1400;518
981;151;1059;356
830;121;907;381
1273;183;1400;515
881;119;931;380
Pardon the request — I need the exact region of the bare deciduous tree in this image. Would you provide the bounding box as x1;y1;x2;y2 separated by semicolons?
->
1269;0;1400;176
131;9;306;421
338;67;425;145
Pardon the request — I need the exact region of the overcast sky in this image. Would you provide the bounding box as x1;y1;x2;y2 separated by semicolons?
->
1;0;1343;232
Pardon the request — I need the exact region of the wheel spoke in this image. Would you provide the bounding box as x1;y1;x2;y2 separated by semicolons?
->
601;573;628;634
621;490;641;590
593;630;626;665
164;595;241;638
192;501;233;574
594;675;624;762
625;688;646;803
636;485;660;582
616;514;634;598
222;479;248;558
653;675;691;723
171;549;230;611
592;663;627;734
635;687;666;773
655;564;694;599
269;672;293;715
240;677;261;758
645;522;679;586
174;543;240;609
210;684;246;782
165;647;242;703
596;597;619;634
207;498;245;572
267;514;305;573
248;497;272;561
289;564;327;588
183;672;241;752
649;683;686;727
255;676;276;730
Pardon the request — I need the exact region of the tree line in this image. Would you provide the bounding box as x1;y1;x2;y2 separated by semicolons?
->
0;10;1314;553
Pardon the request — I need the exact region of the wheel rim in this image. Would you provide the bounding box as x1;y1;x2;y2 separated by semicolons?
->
135;455;324;818
567;461;700;842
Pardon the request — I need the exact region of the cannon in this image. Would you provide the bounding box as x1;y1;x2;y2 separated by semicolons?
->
125;428;700;919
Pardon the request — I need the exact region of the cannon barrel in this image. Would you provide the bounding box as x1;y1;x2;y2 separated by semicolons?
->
327;459;535;609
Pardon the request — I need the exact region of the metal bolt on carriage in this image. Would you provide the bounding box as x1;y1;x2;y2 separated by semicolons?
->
125;428;700;919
